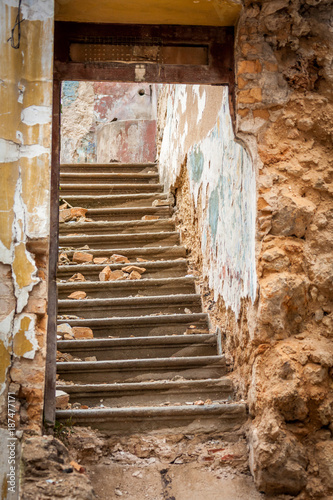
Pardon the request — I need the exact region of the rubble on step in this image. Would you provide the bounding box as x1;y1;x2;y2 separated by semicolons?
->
59;206;88;223
110;254;130;264
68;291;87;300
68;273;86;282
72;327;94;339
122;265;146;274
72;251;94;264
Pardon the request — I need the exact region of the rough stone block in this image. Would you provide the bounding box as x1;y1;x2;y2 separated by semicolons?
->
55;390;69;409
68;273;86;282
67;291;87;300
128;271;142;280
99;266;111;281
122;265;146;275
109;254;130;264
72;252;93;264
237;59;262;74
72;327;94;339
57;323;73;338
238;88;262;104
108;270;126;281
93;257;108;264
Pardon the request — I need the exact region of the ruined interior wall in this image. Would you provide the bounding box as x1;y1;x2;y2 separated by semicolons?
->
158;2;333;498
157;85;256;317
0;0;54;457
61;82;157;164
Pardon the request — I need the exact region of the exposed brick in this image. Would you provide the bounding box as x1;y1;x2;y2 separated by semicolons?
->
237;59;262;74
238;88;262;104
253;109;270;120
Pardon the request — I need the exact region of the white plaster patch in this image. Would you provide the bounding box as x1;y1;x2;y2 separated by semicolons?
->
13;313;38;359
0;138;20;163
192;85;206;124
20;144;50;158
0;240;13;265
21;0;54;21
21;105;51;126
11;173;39;313
0;310;15;343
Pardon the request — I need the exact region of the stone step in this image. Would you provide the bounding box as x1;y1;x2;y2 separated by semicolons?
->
57;355;226;384
60;193;170;209
59;231;180;249
57;259;188;281
57;313;210;338
55;402;246;434
85;207;172;221
58;294;203;318
57;277;196;300
57;334;217;361
59;183;164;195
56;378;234;408
59;219;176;235
60;163;158;174
63;245;186;262
60;172;160;184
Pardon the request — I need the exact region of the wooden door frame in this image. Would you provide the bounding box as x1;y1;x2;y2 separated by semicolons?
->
44;21;235;431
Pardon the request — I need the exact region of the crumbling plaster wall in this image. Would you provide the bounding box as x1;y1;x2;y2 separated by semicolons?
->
157;1;333;497
61;82;158;164
0;0;54;451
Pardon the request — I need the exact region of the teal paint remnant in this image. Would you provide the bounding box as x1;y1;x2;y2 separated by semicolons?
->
62;81;79;108
189;148;204;183
208;187;219;243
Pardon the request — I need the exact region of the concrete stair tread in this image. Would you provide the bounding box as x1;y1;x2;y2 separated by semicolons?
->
57;377;233;394
62;246;186;260
60;193;170;208
60;172;159;182
57;312;208;326
57;333;216;349
59;183;164;193
55;403;247;433
59;276;197;299
59;219;175;234
59;231;180;249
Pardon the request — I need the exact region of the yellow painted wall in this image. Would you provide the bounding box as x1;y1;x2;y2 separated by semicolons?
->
55;0;241;26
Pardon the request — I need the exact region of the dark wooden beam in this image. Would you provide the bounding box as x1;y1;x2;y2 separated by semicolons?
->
44;79;61;433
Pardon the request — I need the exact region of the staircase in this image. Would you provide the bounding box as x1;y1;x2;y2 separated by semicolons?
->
55;163;246;435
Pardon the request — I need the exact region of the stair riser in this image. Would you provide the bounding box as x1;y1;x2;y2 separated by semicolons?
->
61;194;169;208
59;184;164;195
59;220;176;235
60;164;158;174
57;343;217;361
86;210;171;221
63;388;233;408
57;263;188;281
60;175;159;184
59;233;180;249
57;316;209;338
58;281;196;300
57;365;226;384
58;299;202;318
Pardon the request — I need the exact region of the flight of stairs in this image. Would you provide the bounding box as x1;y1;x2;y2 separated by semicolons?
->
55;163;246;435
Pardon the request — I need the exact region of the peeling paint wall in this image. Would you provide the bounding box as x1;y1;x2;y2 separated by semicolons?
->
61;82;158;163
0;0;54;460
158;85;256;316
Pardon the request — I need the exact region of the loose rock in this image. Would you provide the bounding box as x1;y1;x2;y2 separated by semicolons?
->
73;252;93;264
68;291;87;300
72;327;94;339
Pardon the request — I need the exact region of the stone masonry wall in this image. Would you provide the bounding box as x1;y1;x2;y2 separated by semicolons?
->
157;1;333;497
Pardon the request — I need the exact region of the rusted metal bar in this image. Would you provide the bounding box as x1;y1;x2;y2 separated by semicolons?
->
44;78;61;433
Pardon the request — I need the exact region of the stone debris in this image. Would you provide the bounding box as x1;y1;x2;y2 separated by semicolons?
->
110;253;130;264
115;489;123;496
99;266;112;281
57;351;75;362
152;199;169;207
128;270;142;280
73;251;94;264
57;323;74;338
55;390;69;409
94;257;109;264
194;400;205;405
68;291;87;300
59;252;70;264
136;257;147;262
122;265;146;275
70;460;86;474
108;270;127;281
72;327;94;339
59;207;88;223
184;308;192;314
141;215;160;220
85;356;97;362
68;273;86;282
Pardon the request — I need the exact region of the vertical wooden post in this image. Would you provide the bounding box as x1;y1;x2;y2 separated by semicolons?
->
44;78;61;433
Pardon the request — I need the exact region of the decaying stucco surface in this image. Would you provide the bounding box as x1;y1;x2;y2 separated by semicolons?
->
158;2;333;498
158;85;256;316
0;0;53;455
61;82;157;164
